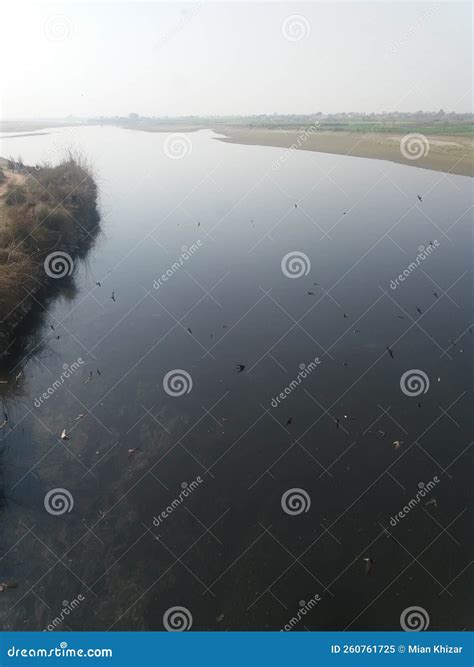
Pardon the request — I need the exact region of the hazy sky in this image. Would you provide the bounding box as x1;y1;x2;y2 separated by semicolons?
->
1;1;472;118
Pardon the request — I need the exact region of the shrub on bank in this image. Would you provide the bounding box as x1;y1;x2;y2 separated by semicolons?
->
4;183;27;206
0;154;99;332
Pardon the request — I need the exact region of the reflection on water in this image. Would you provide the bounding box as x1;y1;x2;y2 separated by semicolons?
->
0;220;100;402
0;220;100;552
0;127;472;631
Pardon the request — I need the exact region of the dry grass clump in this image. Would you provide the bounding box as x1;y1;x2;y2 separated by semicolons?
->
29;153;98;225
0;245;37;317
0;152;99;329
4;183;27;206
2;204;77;254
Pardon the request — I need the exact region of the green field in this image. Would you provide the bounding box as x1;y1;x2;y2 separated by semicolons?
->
222;119;474;136
302;121;474;135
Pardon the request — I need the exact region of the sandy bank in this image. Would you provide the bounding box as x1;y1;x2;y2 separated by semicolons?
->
2;121;472;176
116;122;473;176
214;127;473;177
0;120;75;133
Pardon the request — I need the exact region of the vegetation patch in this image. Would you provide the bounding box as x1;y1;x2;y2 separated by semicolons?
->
0;153;99;354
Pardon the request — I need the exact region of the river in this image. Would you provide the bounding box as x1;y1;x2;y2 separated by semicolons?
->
0;126;472;630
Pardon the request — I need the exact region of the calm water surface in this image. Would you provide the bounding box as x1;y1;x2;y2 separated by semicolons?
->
0;126;472;630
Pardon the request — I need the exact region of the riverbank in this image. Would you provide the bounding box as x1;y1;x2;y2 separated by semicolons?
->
0;120;77;133
0;155;99;356
111;122;473;177
2;120;472;176
213;126;474;177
